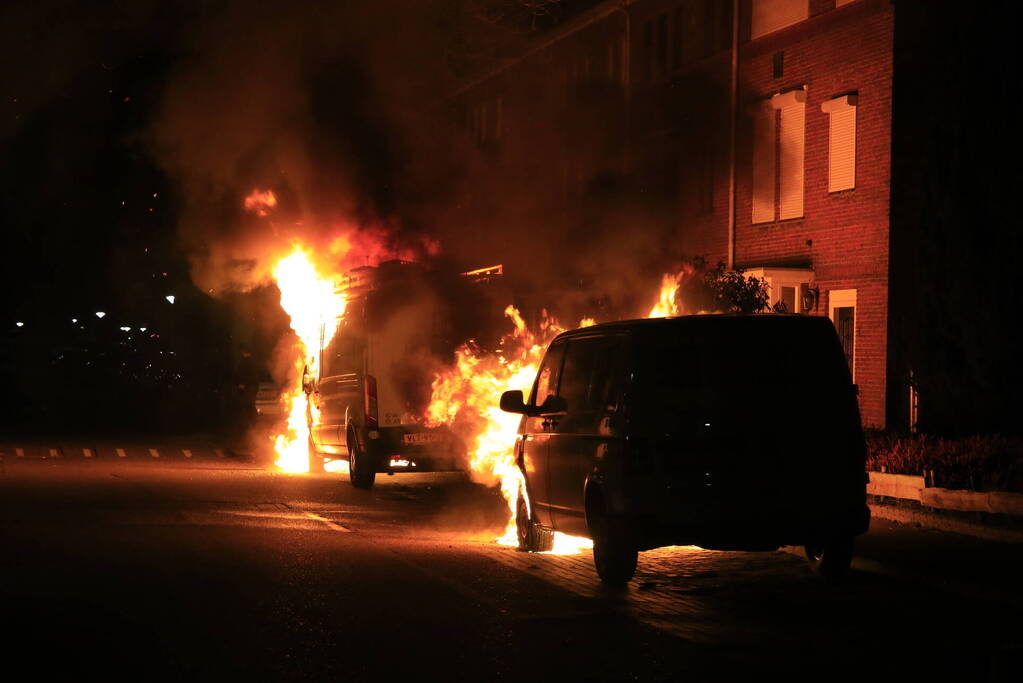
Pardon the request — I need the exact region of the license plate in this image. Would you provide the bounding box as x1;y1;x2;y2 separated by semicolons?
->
403;432;443;445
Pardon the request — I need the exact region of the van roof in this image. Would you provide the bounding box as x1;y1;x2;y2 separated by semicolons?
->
552;313;831;342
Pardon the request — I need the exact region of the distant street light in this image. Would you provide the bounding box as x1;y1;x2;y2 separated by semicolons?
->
15;322;24;327
139;327;148;332
71;318;78;323
120;327;132;332
165;295;175;304
95;311;106;319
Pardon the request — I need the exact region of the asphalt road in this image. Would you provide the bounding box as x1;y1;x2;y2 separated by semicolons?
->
0;456;1019;682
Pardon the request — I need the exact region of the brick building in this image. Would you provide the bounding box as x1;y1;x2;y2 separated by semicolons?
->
449;0;899;428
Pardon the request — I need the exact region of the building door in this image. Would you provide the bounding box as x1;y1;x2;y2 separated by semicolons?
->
835;306;854;372
828;289;857;381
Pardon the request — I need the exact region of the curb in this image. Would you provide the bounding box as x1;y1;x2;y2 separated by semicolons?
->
868;501;1023;544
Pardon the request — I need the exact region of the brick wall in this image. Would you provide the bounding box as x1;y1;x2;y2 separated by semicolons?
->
733;0;894;427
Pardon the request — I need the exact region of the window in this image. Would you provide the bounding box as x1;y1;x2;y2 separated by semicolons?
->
780;286;796;313
752;101;776;223
752;88;806;223
773;51;784;79
777;89;805;219
559;337;626;413
672;0;726;70
530;342;565;407
742;267;814;312
822;94;857;192
828;289;857;380
322;330;366;378
751;0;809;40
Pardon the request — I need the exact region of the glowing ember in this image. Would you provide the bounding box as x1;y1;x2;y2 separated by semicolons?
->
270;246;347;473
244;189;278;216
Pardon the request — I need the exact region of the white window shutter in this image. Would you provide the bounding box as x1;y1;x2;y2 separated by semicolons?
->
822;95;857;192
774;89;806;220
751;0;809;40
752;102;776;224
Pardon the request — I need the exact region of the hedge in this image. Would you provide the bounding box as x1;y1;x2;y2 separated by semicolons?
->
865;432;1023;493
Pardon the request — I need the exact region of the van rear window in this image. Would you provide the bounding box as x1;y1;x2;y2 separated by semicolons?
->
634;319;850;410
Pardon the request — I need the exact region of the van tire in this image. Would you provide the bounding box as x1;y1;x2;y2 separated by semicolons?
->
590;510;638;585
348;430;376;490
805;536;854;580
516;492;553;552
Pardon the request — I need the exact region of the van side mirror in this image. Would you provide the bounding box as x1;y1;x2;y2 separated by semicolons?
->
538;394;568;415
499;390;528;414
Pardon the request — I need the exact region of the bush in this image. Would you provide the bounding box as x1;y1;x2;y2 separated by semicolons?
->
866;431;1023;493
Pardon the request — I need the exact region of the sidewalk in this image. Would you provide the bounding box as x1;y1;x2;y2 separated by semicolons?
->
788;514;1023;607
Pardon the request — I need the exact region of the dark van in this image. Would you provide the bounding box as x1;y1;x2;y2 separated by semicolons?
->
500;314;870;584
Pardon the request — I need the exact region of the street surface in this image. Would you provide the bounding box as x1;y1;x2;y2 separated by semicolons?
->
1;450;1019;682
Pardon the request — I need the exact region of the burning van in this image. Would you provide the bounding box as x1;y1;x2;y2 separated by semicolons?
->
305;259;501;487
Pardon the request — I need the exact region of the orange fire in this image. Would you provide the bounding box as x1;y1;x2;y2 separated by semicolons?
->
427;307;593;554
244;189;278;216
648;272;683;318
270;245;347;473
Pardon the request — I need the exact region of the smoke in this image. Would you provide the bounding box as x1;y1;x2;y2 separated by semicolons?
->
148;1;455;294
148;1;749;330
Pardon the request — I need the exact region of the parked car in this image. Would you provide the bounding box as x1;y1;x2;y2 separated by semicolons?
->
254;381;283;419
500;314;870;584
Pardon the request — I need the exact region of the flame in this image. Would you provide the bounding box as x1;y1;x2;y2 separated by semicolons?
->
244;189;277;216
648;272;684;318
270;246;347;473
324;459;351;474
427;307;593;554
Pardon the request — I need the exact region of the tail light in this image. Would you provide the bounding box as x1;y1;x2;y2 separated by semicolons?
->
364;374;378;427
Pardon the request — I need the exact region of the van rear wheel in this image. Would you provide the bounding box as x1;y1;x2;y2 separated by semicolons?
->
591;511;637;585
805;536;854;580
348;430;376;490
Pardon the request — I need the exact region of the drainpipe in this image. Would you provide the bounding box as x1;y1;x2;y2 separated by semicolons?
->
726;0;739;269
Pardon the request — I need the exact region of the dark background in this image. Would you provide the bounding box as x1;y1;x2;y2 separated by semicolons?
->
2;0;1022;438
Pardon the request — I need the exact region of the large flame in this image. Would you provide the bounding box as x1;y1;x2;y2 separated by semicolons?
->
427;307;593;554
271;246;348;473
